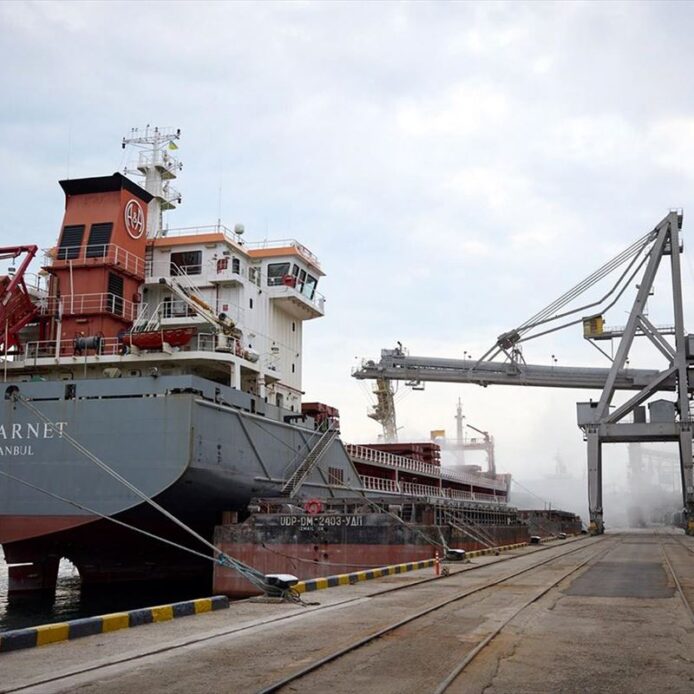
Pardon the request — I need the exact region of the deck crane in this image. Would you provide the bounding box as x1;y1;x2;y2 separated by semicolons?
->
435;400;497;475
354;211;694;535
465;423;496;476
0;245;39;353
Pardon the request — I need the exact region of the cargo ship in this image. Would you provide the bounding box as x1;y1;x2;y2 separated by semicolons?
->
0;128;528;600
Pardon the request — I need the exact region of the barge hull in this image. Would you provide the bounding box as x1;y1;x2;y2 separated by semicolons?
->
213;513;529;597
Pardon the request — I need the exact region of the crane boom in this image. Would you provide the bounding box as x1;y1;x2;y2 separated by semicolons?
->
352;211;694;536
354;350;673;391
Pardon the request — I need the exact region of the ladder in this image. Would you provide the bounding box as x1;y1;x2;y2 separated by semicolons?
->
442;509;497;549
131;301;163;333
281;426;340;496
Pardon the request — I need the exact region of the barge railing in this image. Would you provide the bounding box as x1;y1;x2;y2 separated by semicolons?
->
347;444;508;492
359;475;505;504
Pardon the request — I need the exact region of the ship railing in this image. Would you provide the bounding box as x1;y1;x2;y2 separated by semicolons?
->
40;293;138;322
347;444;442;477
401;481;447;498
145;259;249;296
359;475;401;493
194;332;243;356
21;336;123;362
136;149;180;179
159;223;246;247
267;282;326;313
471;491;504;503
43;244;145;278
359;476;505;505
421;484;504;504
441;469;508;491
244;239;321;269
22;272;49;297
347;444;508;491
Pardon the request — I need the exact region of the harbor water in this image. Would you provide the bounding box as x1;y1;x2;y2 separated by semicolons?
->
0;554;208;632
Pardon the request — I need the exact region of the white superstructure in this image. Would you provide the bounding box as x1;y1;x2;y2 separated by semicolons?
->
141;224;325;410
6;128;325;416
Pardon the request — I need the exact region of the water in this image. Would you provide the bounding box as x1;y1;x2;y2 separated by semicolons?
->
0;556;208;632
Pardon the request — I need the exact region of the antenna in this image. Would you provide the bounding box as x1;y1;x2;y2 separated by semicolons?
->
121;127;182;238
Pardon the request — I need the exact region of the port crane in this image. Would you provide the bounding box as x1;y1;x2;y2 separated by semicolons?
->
354;211;694;535
367;376;398;442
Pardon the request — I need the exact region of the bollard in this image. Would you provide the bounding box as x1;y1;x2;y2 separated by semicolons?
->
435;550;440;576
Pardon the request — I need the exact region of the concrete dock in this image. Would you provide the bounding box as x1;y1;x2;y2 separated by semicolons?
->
2;531;694;693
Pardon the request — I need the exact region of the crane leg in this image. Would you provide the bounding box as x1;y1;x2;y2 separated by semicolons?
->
677;425;694;535
587;430;604;535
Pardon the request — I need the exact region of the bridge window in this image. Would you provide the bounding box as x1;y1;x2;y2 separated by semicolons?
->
303;274;317;300
171;250;202;276
232;258;240;274
86;223;113;258
267;262;290;286
57;225;85;260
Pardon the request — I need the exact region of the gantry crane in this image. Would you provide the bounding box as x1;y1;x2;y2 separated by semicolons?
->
354;211;694;535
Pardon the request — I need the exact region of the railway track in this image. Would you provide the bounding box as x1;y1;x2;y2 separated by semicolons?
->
1;536;592;694
257;536;615;694
659;534;694;624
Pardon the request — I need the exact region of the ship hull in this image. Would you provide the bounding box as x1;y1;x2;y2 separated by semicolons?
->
0;374;361;597
213;512;530;597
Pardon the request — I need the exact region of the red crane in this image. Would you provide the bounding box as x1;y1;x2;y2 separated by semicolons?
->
0;245;39;353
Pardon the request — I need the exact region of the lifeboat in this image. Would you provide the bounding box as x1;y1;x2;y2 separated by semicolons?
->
123;327;196;350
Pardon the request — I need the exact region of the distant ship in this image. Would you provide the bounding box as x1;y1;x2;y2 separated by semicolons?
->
0;128;525;600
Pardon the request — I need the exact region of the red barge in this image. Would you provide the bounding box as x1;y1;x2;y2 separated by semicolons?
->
213;425;534;597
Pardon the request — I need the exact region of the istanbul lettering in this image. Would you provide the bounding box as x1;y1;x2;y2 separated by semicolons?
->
0;421;68;456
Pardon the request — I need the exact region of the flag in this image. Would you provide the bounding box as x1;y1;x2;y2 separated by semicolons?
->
168;141;178;150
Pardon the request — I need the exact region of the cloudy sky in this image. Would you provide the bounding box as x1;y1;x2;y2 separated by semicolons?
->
3;0;694;518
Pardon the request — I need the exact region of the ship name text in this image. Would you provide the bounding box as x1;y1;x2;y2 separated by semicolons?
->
279;515;364;529
0;421;68;457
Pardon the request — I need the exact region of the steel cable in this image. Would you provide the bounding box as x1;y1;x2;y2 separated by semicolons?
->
14;395;272;594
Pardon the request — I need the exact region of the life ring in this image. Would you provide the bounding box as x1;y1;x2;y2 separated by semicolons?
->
282;274;296;288
304;499;324;515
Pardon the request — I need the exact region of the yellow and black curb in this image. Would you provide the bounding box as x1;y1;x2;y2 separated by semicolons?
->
0;596;229;653
295;539;536;594
295;558;435;593
465;541;528;558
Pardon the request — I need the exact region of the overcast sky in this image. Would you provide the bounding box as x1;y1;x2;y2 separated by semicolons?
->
3;0;694;518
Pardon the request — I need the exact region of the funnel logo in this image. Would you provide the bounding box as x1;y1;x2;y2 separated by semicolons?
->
124;199;145;239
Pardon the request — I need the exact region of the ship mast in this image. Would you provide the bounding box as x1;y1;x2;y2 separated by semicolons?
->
122;126;182;238
455;397;465;466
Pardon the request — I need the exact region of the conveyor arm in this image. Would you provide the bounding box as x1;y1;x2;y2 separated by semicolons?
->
354;350;674;391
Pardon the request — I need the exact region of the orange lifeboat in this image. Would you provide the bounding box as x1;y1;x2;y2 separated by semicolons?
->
123;327;196;350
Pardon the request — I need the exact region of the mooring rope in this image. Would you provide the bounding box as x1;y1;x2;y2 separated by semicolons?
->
13;394;274;595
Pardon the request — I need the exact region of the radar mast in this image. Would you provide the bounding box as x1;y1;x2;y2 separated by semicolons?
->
122;126;182;238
